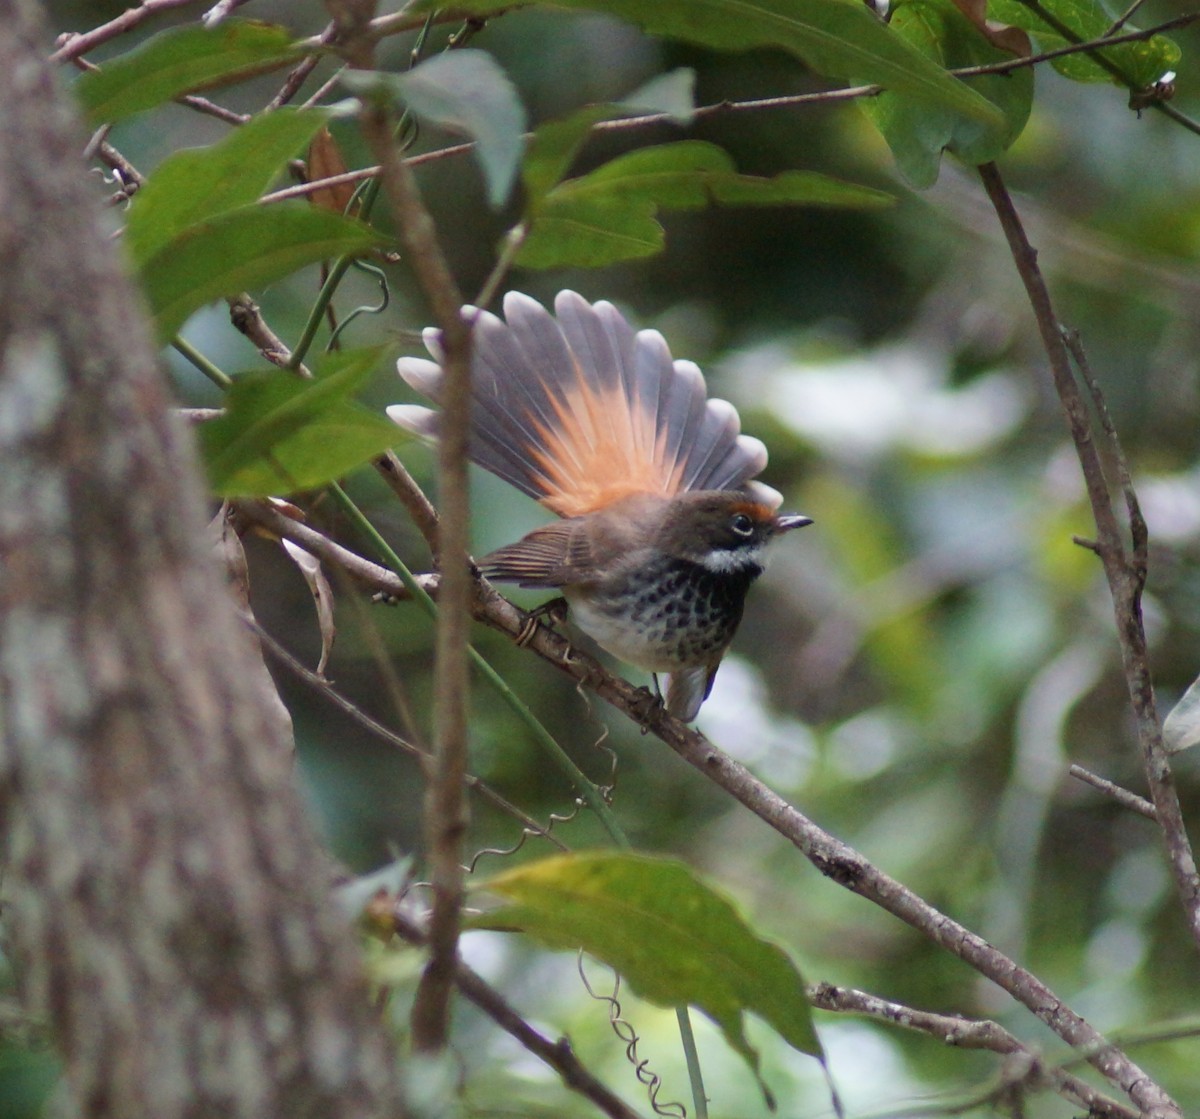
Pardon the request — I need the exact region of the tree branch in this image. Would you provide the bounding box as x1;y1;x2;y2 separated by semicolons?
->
978;161;1200;962
51;0;204;62
1069;764;1158;820
0;2;406;1111
373;451;441;559
235;499;1179;1118
809;982;1137;1118
389;910;641;1119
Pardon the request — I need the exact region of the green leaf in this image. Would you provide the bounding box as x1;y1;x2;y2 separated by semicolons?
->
200;348;400;496
412;0;1003;129
470;851;821;1108
860;0;1033;187
343;51;526;209
520;73;697;209
76;21;300;125
126;107;336;266
988;0;1179;85
520;104;617;209
140;203;385;341
516;141;892;269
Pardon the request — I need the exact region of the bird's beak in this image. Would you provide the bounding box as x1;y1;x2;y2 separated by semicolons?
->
774;513;814;533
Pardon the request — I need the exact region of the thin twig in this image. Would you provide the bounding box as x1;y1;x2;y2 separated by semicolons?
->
261;165;381;205
202;0;255;27
51;0;204;62
1062;329;1149;576
978;162;1200;966
1068;765;1157;820
473;223;528;311
95;141;146;189
227;294;308;371
298;6;501;46
949;11;1199;81
267;52;325;110
1014;0;1200;136
264;21;339;110
269;13;1200;188
89;139;300;409
254;625;565;846
390;910;641;1119
179;94;248;125
331;0;474;1053
1105;0;1152;35
809;982;1137;1118
236;501;1179;1118
373;451;440;558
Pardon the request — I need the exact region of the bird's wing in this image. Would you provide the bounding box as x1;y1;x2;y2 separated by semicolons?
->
478;521;608;588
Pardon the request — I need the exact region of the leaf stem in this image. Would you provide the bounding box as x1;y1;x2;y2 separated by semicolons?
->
172;335;232;389
675;1006;709;1119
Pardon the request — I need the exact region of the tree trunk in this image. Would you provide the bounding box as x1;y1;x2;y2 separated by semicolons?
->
0;5;406;1116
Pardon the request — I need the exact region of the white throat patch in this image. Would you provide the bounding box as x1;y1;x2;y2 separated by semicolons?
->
697;544;767;574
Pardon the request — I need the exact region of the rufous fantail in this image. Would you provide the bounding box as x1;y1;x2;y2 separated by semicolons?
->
389;290;811;721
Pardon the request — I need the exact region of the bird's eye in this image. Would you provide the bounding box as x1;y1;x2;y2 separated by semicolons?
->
730;512;755;536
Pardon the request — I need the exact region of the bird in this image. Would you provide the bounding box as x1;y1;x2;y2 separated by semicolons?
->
388;290;811;721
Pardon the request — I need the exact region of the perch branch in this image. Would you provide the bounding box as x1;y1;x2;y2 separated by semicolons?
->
234;498;1179;1118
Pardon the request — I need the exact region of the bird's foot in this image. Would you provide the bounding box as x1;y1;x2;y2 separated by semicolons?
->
515;596;570;648
629;684;664;731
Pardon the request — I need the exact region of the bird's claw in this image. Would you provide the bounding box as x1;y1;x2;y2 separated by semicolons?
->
629;685;664;730
515;597;569;647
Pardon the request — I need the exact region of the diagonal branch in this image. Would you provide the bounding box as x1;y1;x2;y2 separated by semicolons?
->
51;0;204;62
253;624;564;849
389;910;642;1119
809;982;1137;1118
978;161;1200;960
235;498;1180;1119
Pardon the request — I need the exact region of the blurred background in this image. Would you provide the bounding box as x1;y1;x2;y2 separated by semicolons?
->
12;0;1200;1115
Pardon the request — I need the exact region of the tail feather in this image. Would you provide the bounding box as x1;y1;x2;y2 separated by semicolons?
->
471;308;564;476
390;290;777;516
554;292;644;468
657;360;711;488
705;434;769;493
679;397;741;492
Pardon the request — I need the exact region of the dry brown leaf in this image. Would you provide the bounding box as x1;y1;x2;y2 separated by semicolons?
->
210;505;296;746
306;126;358;216
282;537;337;677
948;0;1032;55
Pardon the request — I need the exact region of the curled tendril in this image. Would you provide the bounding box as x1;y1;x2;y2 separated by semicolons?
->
464;799;584;874
578;954;687;1119
326;259;390;351
573;676;619;801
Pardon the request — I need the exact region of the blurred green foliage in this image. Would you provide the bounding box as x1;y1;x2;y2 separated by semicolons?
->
17;0;1200;1114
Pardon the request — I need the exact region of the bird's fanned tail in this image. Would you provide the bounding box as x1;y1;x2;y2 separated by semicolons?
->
389;290;776;516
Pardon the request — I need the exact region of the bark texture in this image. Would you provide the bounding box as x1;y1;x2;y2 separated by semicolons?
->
0;5;405;1116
